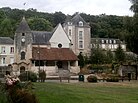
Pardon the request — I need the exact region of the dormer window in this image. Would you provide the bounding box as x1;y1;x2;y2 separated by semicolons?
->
68;22;72;25
79;21;83;26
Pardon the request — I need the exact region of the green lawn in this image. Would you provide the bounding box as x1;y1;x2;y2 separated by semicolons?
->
34;81;138;103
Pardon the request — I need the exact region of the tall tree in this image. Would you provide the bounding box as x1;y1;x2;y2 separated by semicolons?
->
126;0;138;54
115;44;125;62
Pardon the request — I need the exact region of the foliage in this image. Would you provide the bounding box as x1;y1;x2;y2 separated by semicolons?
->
115;44;125;62
78;52;85;68
106;77;119;82
39;70;46;82
28;17;53;31
87;75;97;82
0;75;39;103
125;0;138;55
0;7;133;42
19;71;37;82
90;48;106;64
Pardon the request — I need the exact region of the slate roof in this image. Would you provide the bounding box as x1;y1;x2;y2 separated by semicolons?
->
32;31;53;45
0;37;14;44
15;17;31;33
32;47;78;61
71;13;89;27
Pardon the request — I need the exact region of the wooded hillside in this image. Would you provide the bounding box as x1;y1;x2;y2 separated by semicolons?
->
0;7;132;41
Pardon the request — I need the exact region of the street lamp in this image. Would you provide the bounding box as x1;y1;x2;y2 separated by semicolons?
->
37;50;40;81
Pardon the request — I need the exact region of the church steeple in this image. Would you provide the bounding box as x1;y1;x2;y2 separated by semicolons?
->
15;16;31;33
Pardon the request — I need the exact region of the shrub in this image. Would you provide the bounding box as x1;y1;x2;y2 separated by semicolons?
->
87;75;97;83
3;75;39;103
19;71;37;82
39;70;46;82
106;77;119;82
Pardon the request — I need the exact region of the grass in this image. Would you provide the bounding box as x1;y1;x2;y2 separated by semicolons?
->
34;81;138;103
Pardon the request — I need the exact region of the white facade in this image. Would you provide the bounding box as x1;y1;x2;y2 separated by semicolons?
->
0;44;14;66
91;38;126;51
50;23;71;48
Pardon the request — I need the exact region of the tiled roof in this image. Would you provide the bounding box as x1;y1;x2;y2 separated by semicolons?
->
16;17;31;33
0;37;14;44
32;47;78;61
32;31;53;45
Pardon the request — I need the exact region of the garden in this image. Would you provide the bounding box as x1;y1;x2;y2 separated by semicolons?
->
1;79;138;103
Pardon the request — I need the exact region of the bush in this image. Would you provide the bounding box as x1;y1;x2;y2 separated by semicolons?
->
106;77;119;82
87;75;97;83
39;70;46;82
19;71;37;82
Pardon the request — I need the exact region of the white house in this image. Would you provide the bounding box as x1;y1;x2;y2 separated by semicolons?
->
91;38;126;51
0;37;14;77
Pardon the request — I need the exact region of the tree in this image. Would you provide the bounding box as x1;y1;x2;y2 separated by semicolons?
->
115;44;125;62
106;50;114;64
126;0;138;54
0;18;13;37
78;52;85;68
90;48;106;64
28;17;53;31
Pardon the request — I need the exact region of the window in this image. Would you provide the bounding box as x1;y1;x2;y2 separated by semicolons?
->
110;40;112;43
2;58;5;64
114;40;116;44
10;47;14;53
79;31;83;40
78;31;84;49
58;43;62;48
22;33;25;36
21;51;25;60
102;40;104;43
68;22;72;25
1;47;5;53
79;41;83;49
79;21;83;26
106;40;108;43
69;29;71;36
10;57;14;64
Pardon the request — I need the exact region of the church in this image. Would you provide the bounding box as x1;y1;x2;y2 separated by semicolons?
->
12;13;91;76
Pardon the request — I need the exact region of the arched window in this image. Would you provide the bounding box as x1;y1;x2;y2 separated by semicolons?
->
21;51;25;60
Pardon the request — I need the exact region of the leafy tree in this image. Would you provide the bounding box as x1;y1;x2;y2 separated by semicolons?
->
78;52;85;68
28;17;53;31
0;18;13;37
125;0;138;54
106;50;114;64
53;12;66;26
115;44;125;62
90;48;106;64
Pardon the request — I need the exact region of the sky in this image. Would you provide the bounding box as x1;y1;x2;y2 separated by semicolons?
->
0;0;134;16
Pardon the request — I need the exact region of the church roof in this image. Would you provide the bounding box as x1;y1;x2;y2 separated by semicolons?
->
15;17;31;33
32;47;78;61
32;31;53;45
0;37;14;44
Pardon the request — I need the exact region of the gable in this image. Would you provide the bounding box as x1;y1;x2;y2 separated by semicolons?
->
50;24;70;48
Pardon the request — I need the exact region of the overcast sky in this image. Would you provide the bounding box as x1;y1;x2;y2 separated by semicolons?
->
0;0;133;16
